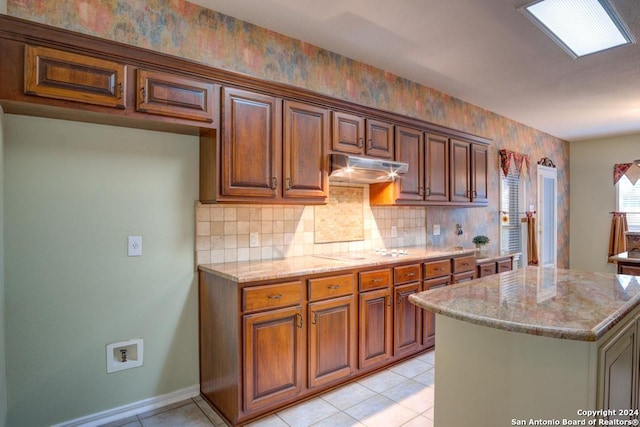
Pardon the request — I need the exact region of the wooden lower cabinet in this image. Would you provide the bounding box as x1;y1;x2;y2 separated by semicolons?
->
200;258;475;425
394;281;422;357
422;275;450;349
243;306;305;412
359;287;393;370
308;295;357;388
617;262;640;276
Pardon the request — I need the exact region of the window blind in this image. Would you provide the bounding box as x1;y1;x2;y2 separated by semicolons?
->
617;175;640;231
501;171;522;268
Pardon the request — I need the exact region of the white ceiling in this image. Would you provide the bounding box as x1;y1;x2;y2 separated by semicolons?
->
189;0;640;142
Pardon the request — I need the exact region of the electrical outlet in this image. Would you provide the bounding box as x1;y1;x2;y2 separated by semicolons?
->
433;224;441;236
128;236;142;257
391;226;397;238
250;232;260;248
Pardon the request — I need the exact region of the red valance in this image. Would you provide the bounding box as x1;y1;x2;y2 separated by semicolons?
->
614;163;640;185
499;149;530;177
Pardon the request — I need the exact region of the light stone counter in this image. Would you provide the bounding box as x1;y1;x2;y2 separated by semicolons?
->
410;266;640;341
408;267;640;425
609;251;640;264
198;246;479;282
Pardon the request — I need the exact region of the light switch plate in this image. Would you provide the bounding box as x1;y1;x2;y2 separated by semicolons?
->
128;236;142;257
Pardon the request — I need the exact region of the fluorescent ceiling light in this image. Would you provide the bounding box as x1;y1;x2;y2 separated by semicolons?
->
520;0;634;58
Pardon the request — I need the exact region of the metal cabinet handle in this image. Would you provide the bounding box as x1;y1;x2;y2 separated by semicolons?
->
406;272;416;277
419;187;425;196
271;177;278;190
327;285;341;290
473;190;478;198
311;311;317;325
425;187;431;196
371;278;382;283
367;139;372;150
267;294;282;300
358;137;364;148
286;177;292;190
117;83;123;100
296;313;303;328
387;296;393;306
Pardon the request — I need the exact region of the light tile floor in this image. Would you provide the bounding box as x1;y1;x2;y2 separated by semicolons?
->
102;351;435;427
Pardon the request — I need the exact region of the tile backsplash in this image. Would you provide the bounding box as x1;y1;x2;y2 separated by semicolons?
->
195;184;427;264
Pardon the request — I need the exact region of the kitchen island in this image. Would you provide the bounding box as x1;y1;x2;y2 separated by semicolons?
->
409;267;640;426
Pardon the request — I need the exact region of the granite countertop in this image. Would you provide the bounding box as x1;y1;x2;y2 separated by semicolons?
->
199;246;482;283
609;252;640;264
409;266;640;342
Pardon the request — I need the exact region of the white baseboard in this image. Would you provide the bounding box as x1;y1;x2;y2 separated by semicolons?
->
52;384;200;427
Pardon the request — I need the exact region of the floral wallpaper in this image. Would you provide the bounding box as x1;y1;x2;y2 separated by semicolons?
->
7;0;570;267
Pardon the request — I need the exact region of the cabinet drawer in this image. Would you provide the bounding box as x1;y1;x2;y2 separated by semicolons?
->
24;45;126;108
477;263;496;277
424;275;451;288
453;256;475;273
497;259;512;273
394;264;421;285
308;274;354;301
424;259;451;279
136;69;215;122
452;270;476;283
359;269;391;291
243;281;302;312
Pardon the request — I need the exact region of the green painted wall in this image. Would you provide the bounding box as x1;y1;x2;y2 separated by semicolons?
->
0;109;7;427
4;115;199;426
570;134;640;273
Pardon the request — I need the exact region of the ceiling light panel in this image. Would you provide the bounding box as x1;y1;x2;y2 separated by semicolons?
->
520;0;633;58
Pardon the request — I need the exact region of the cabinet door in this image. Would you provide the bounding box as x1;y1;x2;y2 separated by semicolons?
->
450;139;471;203
24;45;126;108
394;282;422;357
283;101;329;200
222;87;281;198
365;119;394;159
243;306;304;412
359;288;393;370
308;295;357;388
600;320;637;419
136;69;214;122
423;276;450;349
332;111;364;154
471;143;489;204
425;133;450;202
395;126;425;202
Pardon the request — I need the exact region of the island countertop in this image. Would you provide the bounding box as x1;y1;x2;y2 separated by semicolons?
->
409;266;640;341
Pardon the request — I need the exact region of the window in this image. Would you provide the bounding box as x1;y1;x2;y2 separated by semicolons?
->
616;175;640;231
500;170;524;268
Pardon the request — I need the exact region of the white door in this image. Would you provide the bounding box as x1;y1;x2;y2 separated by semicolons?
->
537;165;557;267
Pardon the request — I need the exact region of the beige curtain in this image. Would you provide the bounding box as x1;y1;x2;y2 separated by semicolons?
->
526;215;539;266
608;213;628;260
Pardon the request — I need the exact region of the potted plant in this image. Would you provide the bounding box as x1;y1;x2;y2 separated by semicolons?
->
472;235;490;256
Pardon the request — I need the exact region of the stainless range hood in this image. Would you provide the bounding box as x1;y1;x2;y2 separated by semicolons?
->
329;153;409;184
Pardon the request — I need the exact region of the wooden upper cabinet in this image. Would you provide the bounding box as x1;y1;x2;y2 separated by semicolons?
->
394;126;424;202
450;139;471;203
424;133;449;202
471;143;489;204
283;101;329;200
332;111;364;154
221;87;281;198
365;119;394;159
331;112;393;159
24;45;126;108
136;69;215;122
